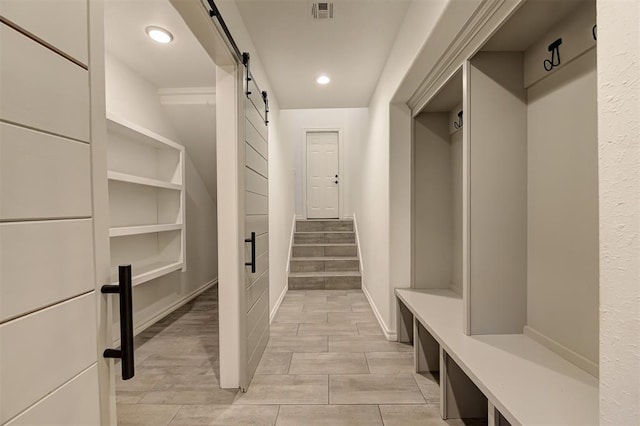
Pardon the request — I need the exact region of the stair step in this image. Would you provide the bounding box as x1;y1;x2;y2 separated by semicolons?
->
292;243;357;258
294;231;355;244
290;257;360;273
288;270;361;290
296;219;354;232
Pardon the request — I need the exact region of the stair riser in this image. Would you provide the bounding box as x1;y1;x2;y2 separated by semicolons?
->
290;259;360;273
294;233;356;244
288;275;361;290
296;221;354;232
292;245;357;257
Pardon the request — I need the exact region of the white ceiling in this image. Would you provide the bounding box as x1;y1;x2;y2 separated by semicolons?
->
105;0;216;88
234;0;411;109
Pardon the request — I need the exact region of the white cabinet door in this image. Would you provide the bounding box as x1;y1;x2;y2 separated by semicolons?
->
306;131;339;219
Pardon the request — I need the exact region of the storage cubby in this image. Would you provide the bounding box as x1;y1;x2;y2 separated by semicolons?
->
412;69;463;295
442;351;487;422
466;0;599;374
106;113;186;287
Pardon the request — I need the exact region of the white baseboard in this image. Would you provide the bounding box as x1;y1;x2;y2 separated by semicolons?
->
362;283;397;341
524;325;599;378
270;283;288;323
113;278;217;346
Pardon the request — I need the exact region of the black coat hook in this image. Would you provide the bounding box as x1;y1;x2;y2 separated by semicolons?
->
544;38;562;71
592;25;597;41
453;111;463;129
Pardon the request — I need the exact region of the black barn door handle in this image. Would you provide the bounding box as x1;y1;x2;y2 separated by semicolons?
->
102;265;135;380
245;232;256;273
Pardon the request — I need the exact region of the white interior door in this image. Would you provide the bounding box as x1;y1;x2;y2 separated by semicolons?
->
0;2;110;424
306;131;339;219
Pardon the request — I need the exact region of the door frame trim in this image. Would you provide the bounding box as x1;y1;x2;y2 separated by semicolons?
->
302;128;344;220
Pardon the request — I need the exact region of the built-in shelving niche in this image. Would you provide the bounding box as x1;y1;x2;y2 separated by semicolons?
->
106;113;186;286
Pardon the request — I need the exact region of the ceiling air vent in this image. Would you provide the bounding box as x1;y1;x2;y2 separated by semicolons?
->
311;2;334;19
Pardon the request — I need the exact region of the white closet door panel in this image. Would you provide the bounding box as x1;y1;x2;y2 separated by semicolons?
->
0;0;88;65
6;365;100;426
246;292;269;357
246;168;268;196
0;293;97;424
0;219;94;322
245;118;268;159
245;102;267;141
247;323;269;380
246;144;268;178
246;270;269;313
0;123;91;220
246;192;268;215
246;215;268;238
0;24;90;142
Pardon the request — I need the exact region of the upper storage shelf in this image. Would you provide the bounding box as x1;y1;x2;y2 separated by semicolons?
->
106;112;184;186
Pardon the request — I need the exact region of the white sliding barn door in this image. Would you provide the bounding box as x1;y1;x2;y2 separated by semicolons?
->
306;132;339;219
242;77;270;389
0;1;112;424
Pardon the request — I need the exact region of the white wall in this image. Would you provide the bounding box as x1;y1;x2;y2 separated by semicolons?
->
355;0;450;338
598;0;640;423
216;0;291;318
105;53;218;335
279;108;368;218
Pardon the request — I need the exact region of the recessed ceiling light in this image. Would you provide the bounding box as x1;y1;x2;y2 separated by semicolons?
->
146;26;173;44
316;75;331;85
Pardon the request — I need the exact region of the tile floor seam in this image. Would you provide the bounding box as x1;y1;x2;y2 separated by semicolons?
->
165;405;181;426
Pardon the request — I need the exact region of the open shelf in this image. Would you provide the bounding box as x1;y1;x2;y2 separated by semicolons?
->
109;223;183;237
109;259;183;287
106;113;186;283
108;170;182;191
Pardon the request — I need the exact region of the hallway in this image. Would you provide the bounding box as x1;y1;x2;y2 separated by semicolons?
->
116;288;469;425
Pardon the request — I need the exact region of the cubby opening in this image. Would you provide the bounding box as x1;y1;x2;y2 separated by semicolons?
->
443;351;488;423
412;68;463;295
467;0;599;375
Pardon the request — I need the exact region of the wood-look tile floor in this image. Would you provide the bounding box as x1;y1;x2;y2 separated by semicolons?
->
116;287;480;425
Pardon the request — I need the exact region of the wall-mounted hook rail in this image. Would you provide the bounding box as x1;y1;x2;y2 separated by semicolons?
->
454;111;463;129
544;38;562;71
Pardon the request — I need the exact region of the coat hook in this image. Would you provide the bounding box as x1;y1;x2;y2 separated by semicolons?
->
592;25;597;41
453;111;463;129
544;38;562;72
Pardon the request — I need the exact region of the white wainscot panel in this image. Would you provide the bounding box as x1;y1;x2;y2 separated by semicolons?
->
0;219;95;322
6;365;100;426
0;0;88;65
0;122;92;220
0;293;97;424
0;24;90;142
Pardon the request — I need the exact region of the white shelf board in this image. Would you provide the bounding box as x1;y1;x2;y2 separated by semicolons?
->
395;288;598;426
110;260;183;287
106;112;184;152
109;223;182;237
108;171;182;190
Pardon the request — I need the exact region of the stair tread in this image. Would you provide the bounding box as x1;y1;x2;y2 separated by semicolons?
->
290;257;359;261
293;243;356;247
296;219;353;221
294;231;355;234
289;271;361;277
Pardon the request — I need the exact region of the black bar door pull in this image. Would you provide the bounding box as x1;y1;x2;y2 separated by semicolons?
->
245;232;256;273
102;265;135;380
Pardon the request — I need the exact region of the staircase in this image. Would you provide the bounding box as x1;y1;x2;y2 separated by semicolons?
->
288;219;361;290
